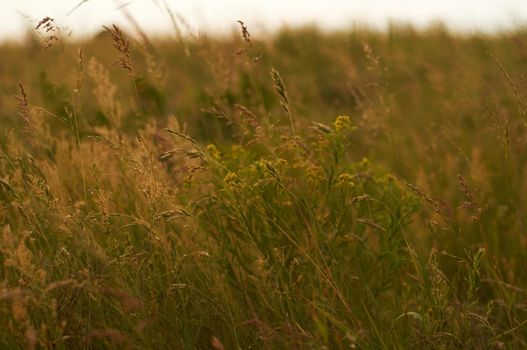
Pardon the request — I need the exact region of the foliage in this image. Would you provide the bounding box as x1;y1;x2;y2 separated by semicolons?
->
0;24;526;348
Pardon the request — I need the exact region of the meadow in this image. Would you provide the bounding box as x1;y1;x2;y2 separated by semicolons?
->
1;20;527;348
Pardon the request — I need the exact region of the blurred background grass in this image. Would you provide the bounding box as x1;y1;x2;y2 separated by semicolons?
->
1;23;527;348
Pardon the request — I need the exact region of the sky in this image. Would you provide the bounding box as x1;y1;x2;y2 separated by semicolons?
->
1;0;527;42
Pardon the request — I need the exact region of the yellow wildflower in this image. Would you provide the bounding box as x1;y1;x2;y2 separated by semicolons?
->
336;173;355;189
306;165;325;186
223;172;241;191
229;145;244;160
334;115;356;133
205;144;221;161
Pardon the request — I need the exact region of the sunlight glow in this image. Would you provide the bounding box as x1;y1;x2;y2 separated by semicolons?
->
1;0;527;41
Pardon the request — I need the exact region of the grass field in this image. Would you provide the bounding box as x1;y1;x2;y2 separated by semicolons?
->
1;21;527;348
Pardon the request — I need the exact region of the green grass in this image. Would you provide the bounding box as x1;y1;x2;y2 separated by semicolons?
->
0;23;527;348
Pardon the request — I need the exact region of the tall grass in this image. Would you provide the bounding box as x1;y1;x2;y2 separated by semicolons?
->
0;22;526;348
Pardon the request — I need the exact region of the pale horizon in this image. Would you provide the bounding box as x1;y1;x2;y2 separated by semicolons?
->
2;0;527;42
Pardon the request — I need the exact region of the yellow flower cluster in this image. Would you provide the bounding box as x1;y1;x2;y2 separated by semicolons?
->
253;158;289;179
334;115;355;133
205;144;221;161
229;145;245;160
223;172;241;191
335;173;355;189
306;165;325;186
